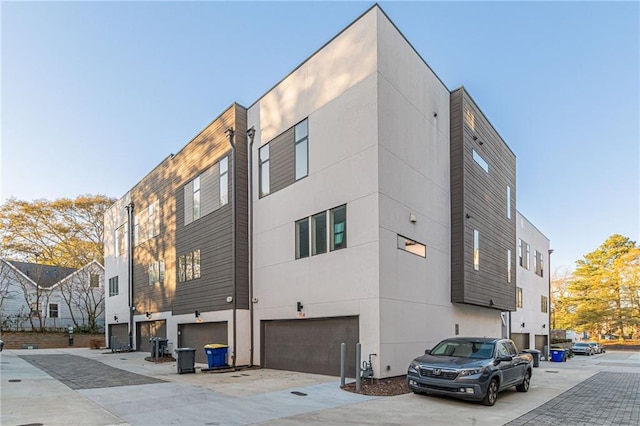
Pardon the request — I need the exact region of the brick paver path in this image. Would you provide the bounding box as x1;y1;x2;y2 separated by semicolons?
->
506;372;640;426
19;354;166;390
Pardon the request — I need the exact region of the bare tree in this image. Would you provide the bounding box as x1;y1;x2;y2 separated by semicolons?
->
15;264;53;332
58;263;105;332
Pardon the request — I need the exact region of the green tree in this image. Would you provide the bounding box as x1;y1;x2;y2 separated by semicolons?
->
567;234;639;338
0;195;115;267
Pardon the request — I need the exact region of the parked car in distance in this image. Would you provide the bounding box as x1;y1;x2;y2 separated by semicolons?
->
571;342;594;355
407;337;533;406
586;342;605;354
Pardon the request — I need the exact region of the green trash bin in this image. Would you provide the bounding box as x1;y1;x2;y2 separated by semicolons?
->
204;344;229;368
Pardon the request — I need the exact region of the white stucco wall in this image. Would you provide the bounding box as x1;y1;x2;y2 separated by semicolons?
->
514;210;550;350
104;193;132;343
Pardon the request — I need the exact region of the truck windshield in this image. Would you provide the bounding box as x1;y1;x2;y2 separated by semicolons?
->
430;340;495;359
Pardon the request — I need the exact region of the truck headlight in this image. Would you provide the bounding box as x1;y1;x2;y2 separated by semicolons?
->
458;367;484;376
408;360;420;373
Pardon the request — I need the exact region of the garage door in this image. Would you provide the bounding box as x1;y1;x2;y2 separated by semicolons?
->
510;332;530;351
535;334;548;353
109;323;129;349
178;322;228;364
136;320;167;352
262;316;359;377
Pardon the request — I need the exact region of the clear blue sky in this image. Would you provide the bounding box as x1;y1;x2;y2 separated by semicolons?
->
2;1;638;272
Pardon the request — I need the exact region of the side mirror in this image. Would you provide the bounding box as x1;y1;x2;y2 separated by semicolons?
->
494;355;512;364
424;349;431;355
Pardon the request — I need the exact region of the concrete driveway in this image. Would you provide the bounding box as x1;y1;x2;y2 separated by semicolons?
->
1;348;638;425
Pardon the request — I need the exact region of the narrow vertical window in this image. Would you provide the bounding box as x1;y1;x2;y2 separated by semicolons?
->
179;255;186;283
219;156;229;205
147;203;154;239
330;205;347;251
517;287;523;308
259;144;270;197
295;218;310;259
193;250;201;279
295;119;308;180
518;239;524;267
159;260;165;283
541;295;548;313
186;252;193;280
312;212;327;255
193;176;201;220
109;276;119;296
507;249;512;283
473;229;480;271
525;243;530;270
506;185;511;219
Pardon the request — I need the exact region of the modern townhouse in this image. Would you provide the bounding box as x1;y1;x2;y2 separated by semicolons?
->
506;211;551;354
104;4;548;378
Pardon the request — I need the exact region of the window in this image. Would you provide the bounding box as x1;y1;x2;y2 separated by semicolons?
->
312;212;327;255
148;260;165;285
108;276;119;297
472;149;489;173
115;223;127;256
295;119;308;180
507;249;512;283
516;287;523;308
397;235;426;258
134;216;139;246
90;274;100;288
193;176;201;221
330;205;347;251
48;303;59;318
473;229;480;270
506;185;511;219
219;156;229;205
148;201;159;238
296;218;310;259
534;250;544;277
178;250;200;283
541;295;548;313
259;144;270;197
134;200;160;245
519;239;530;269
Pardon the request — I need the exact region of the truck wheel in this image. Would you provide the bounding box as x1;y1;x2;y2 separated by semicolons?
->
516;370;531;392
482;378;499;406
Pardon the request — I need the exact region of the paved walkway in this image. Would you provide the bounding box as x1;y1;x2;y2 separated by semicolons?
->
506;371;640;426
2;348;639;425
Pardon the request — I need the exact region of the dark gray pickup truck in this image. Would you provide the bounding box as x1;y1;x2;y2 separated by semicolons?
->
407;337;533;406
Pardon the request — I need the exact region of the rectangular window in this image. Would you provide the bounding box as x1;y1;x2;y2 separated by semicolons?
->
534;250;544;277
48;303;59;318
193;176;201;221
90;274;100;288
330;205;347;251
312;212;327;255
295;119;308;180
259;144;270;197
541;295;549;313
526;243;530;270
473;229;480;270
219;156;229;205
295;218;310;259
397;235;426;258
507;249;512;283
193;250;200;279
178;251;199;282
108;276;119;296
148;201;160;238
148;260;165;285
519;239;530;269
516;287;523;308
506;185;511;219
178;255;186;283
472;149;489;173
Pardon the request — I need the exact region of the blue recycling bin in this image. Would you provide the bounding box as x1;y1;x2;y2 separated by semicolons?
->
204;344;229;368
550;349;565;362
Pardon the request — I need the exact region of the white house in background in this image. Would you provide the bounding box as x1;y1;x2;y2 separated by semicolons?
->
0;258;105;331
503;211;551;355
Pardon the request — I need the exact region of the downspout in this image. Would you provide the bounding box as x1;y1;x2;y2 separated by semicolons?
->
125;202;135;350
225;127;237;369
247;126;256;367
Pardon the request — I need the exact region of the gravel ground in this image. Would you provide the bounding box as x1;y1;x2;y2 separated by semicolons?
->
342;375;410;396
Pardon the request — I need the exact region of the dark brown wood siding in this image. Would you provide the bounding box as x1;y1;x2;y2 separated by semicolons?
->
450;88;517;311
129;104;249;317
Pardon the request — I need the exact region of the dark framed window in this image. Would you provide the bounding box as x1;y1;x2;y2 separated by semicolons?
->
312;212;327;255
108;276;119;296
48;303;59;318
296;218;310;259
330;205;347;251
178;250;200;283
